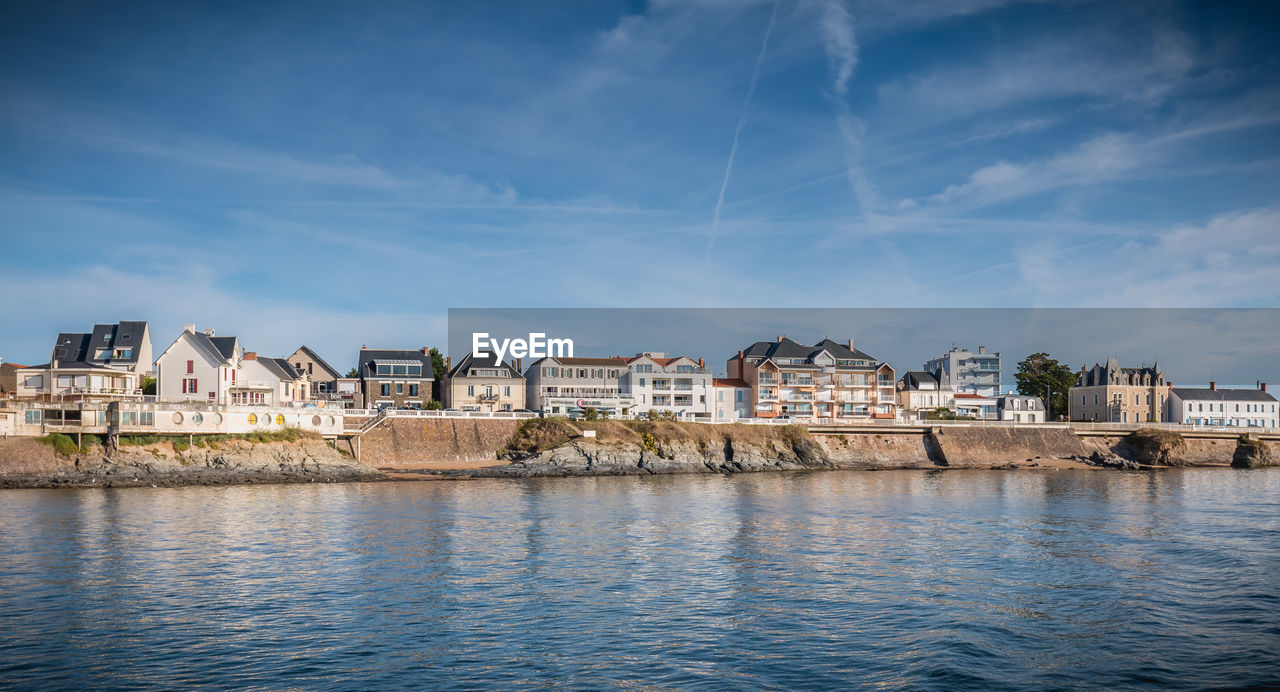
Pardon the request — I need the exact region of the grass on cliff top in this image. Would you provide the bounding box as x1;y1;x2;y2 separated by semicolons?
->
502;417;811;455
1238;435;1268;448
117;427;314;451
35;433;105;457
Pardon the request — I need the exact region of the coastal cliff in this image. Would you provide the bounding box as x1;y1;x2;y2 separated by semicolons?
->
424;419;1096;478
0;431;380;488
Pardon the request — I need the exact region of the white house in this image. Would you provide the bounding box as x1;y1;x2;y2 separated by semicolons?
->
1167;383;1277;428
896;371;955;421
713;378;752;421
237;353;308;406
996;393;1046;423
155;325;243;404
624;353;713;420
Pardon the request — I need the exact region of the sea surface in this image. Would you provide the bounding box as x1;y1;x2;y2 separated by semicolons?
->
1;469;1278;690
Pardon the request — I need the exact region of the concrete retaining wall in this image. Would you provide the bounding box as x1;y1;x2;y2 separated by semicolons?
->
358;418;522;467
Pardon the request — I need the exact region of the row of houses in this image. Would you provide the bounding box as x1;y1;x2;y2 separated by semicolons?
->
1067;358;1277;428
2;322;1275;428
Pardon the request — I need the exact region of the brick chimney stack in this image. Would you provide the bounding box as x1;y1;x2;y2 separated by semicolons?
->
847;339;855;351
776;335;783;343
244;352;257;361
1210;381;1217;391
1261;382;1268;392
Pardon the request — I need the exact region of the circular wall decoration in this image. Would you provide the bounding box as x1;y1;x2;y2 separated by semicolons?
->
213;413;223;425
275;414;285;425
312;415;322;426
172;412;183;424
326;416;335;427
248;413;258;425
192;413;204;425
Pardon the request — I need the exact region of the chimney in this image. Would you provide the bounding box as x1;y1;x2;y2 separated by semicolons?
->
184;324;195;334
422;347;430;355
738;350;745;360
847;339;855;351
1261;382;1268;392
1210;381;1217;391
698;357;704;368
978;345;986;354
244;352;258;361
776;335;783;343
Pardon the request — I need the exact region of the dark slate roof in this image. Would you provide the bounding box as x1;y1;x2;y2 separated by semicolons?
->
210;337;238;360
813;338;878;362
1172;388;1276;402
51;321;148;367
358;348;435;380
295;345;342;380
900;371;940;389
261;358;302;382
738;338;881;366
448;352;522;379
187;331;234;364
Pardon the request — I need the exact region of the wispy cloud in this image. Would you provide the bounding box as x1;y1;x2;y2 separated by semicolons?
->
818;0;878;219
707;0;781;259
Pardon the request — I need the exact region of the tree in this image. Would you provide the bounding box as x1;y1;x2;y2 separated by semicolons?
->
141;377;156;395
345;367;358;378
425;400;443;410
584;407;599;421
1014;353;1076;419
428;347;446;400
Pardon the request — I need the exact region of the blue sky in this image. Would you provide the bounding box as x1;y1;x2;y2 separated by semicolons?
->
2;0;1279;371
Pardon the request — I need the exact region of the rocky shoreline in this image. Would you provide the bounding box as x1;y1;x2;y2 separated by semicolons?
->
0;422;1272;489
0;434;381;489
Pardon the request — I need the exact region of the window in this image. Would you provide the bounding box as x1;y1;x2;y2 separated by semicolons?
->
467;385;475;396
377;365;391;375
639;378;645;387
24;375;43;388
504;386;510;396
1094;394;1098;405
381;384;390;396
409;384;418;397
186;360;194;374
408;365;421;376
25;410;41;424
736;390;744;402
182;378;198;394
717;390;724;402
396;383;403;394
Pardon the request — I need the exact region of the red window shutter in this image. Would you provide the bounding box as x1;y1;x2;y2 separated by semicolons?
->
193;379;198;393
187;360;194;374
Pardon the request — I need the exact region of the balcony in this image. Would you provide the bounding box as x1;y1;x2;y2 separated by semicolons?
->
781;378;814;387
758;375;778;385
652;383;671;391
674;384;693;391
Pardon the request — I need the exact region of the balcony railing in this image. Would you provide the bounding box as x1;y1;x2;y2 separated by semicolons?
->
781;378;814;387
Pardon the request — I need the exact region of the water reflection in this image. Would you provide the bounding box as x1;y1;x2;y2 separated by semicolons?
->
0;469;1277;689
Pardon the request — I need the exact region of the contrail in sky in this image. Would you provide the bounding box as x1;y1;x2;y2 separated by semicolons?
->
706;0;781;259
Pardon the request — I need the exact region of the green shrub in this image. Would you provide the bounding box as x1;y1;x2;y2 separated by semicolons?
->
120;435;164;446
36;433;79;458
172;439;190;452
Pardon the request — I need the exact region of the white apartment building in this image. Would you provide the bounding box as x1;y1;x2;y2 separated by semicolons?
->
924;346;1001;397
1167;383;1277;428
524;356;633;416
624;353;713;420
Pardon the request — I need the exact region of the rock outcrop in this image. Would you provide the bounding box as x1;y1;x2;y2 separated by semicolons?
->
1232;437;1272;468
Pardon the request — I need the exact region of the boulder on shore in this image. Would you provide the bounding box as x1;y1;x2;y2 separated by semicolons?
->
1232;437;1272;468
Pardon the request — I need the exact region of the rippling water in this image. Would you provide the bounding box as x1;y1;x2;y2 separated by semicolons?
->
2;470;1278;689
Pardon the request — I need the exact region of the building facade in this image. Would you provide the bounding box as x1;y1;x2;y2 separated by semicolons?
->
443;352;525;412
1167;383;1277;428
236;353;308;406
712;378;752;421
624;353;713;420
727;338;896;421
996;394;1046;423
287;345;343;394
524;356;631;416
357;347;435;409
10;322;155;401
896;371;955;420
1069;358;1169;423
155;325;243;404
923;346;1001;397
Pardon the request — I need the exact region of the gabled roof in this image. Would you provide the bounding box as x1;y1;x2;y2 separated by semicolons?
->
713;378;750;388
448;352;522;379
357;348;435;380
187;331;235;364
1172;388;1276;403
260;358;303;382
294;345;342;380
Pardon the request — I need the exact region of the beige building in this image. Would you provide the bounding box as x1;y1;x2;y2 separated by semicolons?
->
1069;358;1170;423
444;352;525;412
727;337;896;420
287;345;343;394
